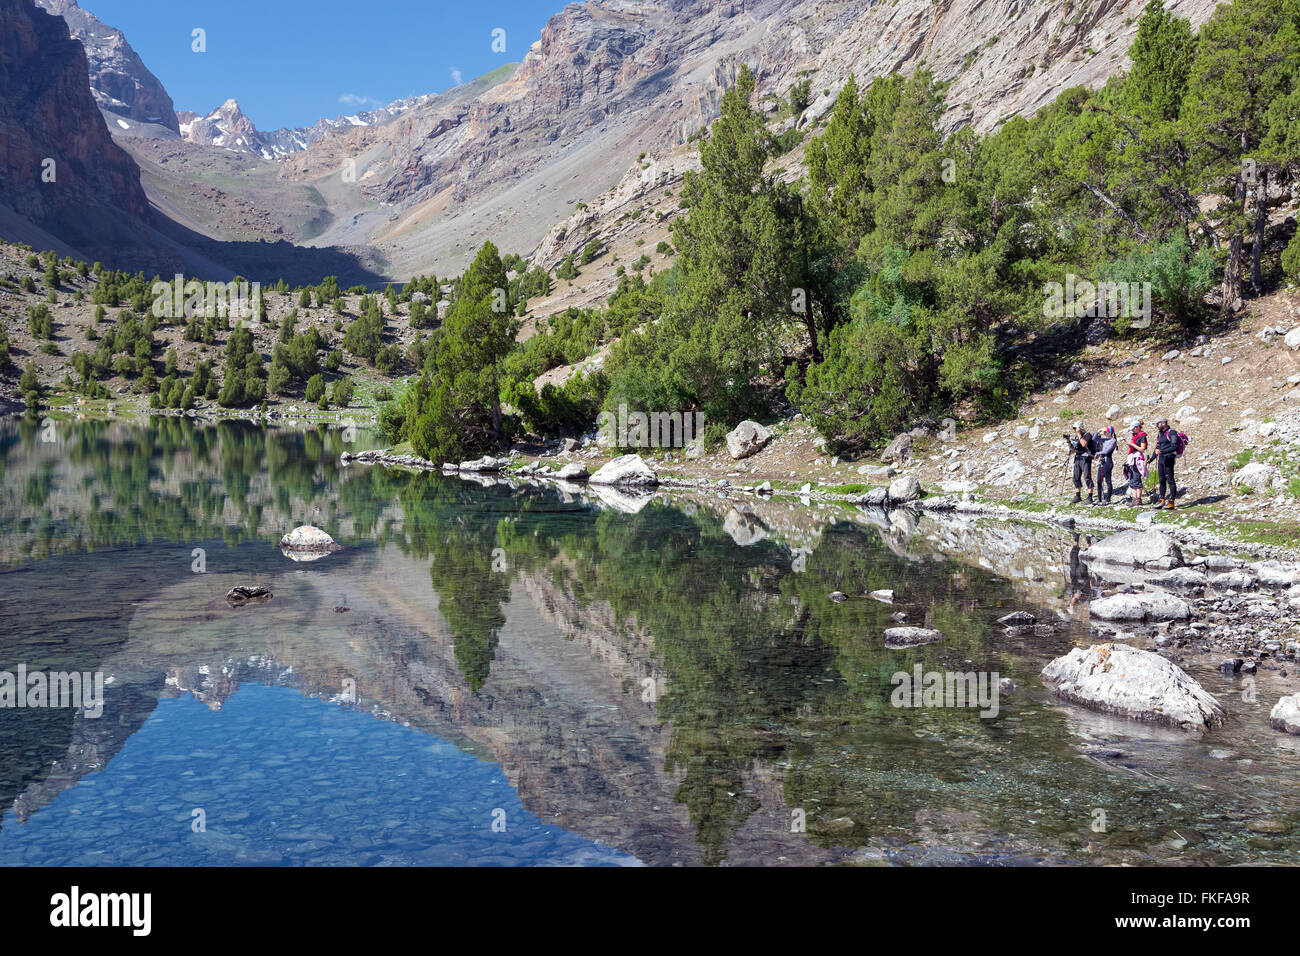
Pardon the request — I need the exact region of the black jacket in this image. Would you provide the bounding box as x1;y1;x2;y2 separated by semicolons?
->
1155;428;1179;457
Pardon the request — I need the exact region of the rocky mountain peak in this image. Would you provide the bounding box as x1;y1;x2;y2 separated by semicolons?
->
33;0;179;133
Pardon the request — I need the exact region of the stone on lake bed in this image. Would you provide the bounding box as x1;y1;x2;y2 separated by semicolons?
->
869;589;894;603
226;585;271;606
278;525;342;553
884;626;944;648
998;611;1037;626
829;591;848;603
1040;643;1224;732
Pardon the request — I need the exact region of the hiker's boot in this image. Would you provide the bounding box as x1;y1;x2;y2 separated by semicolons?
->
1165;501;1176;510
1072;492;1082;504
1086;492;1094;504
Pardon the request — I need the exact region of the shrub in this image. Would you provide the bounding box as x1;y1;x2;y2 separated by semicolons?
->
331;377;355;407
1283;231;1300;285
305;373;326;403
1107;236;1216;331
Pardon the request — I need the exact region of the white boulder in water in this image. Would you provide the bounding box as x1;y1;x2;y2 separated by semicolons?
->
1269;695;1300;735
279;525;342;553
1040;643;1224;732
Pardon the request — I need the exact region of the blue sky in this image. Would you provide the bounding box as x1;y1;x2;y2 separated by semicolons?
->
83;0;565;130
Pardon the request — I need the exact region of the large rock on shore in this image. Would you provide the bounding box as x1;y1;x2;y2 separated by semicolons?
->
1082;530;1183;570
725;421;772;460
1269;695;1300;735
458;456;503;473
1041;644;1224;732
1089;591;1192;621
278;526;342;553
555;463;590;481
880;432;913;463
589;454;658;486
888;475;923;503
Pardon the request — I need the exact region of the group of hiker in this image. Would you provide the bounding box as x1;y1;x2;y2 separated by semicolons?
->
1063;417;1189;509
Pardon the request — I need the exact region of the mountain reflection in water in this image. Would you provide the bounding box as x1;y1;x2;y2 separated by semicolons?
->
0;418;1297;866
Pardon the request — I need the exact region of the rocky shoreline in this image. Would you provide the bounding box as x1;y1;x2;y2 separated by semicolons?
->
342;445;1300;741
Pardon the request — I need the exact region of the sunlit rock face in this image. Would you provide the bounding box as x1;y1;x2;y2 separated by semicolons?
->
34;0;180;133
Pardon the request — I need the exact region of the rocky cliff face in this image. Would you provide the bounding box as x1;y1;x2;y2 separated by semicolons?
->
33;0;179;133
0;0;151;228
272;0;1222;278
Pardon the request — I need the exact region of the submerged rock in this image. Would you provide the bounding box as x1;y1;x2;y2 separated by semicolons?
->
1040;643;1224;732
226;585;271;606
590;454;658;486
884;626;944;648
998;611;1037;626
278;525;342;553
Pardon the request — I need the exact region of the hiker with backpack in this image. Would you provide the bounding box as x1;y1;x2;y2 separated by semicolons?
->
1126;420;1149;458
1094;425;1117;504
1147;416;1188;509
1122;420;1150;506
1066;423;1095;503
